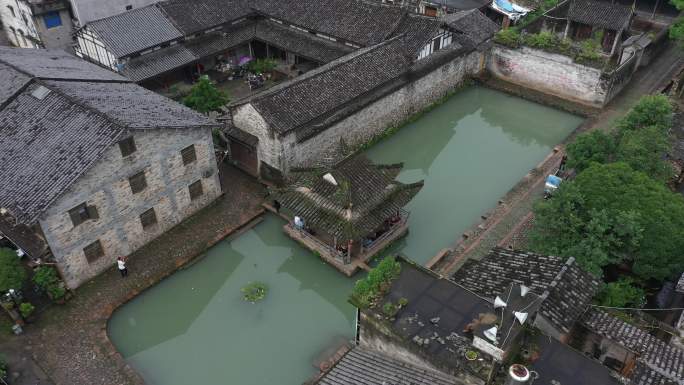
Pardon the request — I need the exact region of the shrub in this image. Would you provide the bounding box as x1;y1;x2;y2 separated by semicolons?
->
351;256;402;308
247;58;277;74
566;130;615;172
576;39;602;64
495;29;521;48
19;302;35;318
383;301;397;317
0;248;27;293
0;357;6;379
398;297;408;307
241;281;268;303
597;278;646;307
32;266;60;290
47;284;66;301
524;31;557;50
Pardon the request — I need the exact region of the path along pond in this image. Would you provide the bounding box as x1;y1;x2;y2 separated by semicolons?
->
108;87;583;385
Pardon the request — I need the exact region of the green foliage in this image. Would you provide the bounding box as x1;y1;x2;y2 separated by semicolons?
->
597;278;646;307
524;31;557;50
495;29;521;48
566;130;616;172
241;281;268;302
19;302;35;318
616;94;673;135
0;248;27;293
382;301;398;317
351;256;402;308
669;0;684;45
247;58;277;74
398;297;408;307
616;125;673;181
576;38;602;63
32;266;66;301
530;162;684;281
0;356;6;379
182;75;229;114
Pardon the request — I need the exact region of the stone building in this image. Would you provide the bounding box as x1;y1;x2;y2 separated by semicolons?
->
0;47;222;288
0;0;73;50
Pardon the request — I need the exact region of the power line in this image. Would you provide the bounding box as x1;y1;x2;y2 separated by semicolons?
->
590;304;684;311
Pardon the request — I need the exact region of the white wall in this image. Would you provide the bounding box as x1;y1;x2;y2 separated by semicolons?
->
0;0;41;48
69;0;159;25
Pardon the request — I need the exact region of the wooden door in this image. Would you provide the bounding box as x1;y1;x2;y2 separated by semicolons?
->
229;139;258;176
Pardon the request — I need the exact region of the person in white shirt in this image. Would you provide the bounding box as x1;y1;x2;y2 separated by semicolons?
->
294;216;304;230
117;257;128;278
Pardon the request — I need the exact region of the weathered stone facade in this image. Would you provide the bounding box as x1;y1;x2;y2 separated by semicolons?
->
232;50;484;176
38;127;221;288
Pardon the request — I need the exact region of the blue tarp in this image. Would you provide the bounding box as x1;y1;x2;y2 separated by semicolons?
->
545;175;562;188
495;0;517;13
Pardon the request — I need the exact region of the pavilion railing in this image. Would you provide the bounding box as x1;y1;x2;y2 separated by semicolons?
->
289;224;346;262
362;209;409;255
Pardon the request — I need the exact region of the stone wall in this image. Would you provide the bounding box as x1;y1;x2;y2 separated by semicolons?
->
38;127;221;288
231;103;283;173
487;45;608;107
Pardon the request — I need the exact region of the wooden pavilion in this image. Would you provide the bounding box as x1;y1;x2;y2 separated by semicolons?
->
269;155;423;276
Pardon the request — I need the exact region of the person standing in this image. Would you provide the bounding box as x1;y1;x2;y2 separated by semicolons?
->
117;257;128;278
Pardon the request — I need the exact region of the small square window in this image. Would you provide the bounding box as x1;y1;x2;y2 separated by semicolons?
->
128;171;147;194
68;203;98;227
83;240;104;263
181;144;197;165
43;11;62;29
118;137;136;157
189;180;203;201
139;208;157;229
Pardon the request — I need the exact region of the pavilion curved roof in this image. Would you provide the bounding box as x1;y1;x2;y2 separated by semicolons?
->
270;155;423;242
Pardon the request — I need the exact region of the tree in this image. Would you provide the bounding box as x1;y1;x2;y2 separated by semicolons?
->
566;130;615;172
597;278;646;308
530;162;684;281
0;248;27;293
616;125;673;182
616;95;673;136
182;75;229;114
670;0;684;45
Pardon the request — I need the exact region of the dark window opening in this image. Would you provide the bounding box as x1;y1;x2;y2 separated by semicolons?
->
128;171;147;194
118;137;137;157
181;144;197;165
189;180;203;201
83;240;104;263
68;202;98;227
125;5;133;10
139;208;157;229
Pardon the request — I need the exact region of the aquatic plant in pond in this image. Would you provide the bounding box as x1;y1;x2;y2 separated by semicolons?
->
241;281;268;303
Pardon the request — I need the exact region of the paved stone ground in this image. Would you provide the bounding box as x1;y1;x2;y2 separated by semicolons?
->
440;43;684;275
0;165;266;385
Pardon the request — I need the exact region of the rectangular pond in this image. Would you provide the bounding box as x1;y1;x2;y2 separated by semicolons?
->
108;86;583;385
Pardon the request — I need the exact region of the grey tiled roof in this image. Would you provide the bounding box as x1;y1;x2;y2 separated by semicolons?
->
253;0;407;46
568;0;632;31
254;20;355;63
0;47;127;81
630;362;679;385
389;13;443;57
316;346;461;385
582;309;684;385
248;37;411;134
158;0;252;35
444;9;500;47
0;48;214;225
121;44;197;82
88;5;183;58
452;248;600;334
0;62;31;106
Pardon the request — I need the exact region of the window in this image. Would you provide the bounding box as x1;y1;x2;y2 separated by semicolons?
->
118;137;136;157
128;171;147;194
68;203;98;227
6;5;15;17
125;5;133;10
181;144;197;165
43;11;62;29
83;240;104;262
188;180;203;201
139;208;157;229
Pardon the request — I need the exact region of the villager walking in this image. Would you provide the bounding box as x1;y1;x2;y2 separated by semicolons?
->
117;257;128;278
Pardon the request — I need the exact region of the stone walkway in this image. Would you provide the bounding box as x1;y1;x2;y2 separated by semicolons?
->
0;165;265;385
439;42;684;275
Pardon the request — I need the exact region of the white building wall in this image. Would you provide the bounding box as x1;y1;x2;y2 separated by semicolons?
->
69;0;159;25
0;0;41;48
38;127;221;289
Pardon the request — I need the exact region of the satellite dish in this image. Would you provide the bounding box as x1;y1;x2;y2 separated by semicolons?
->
483;326;498;342
323;173;337;186
494;296;507;308
514;312;528;325
520;285;530;297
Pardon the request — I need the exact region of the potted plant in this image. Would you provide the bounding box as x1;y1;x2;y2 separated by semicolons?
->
465;350;478;361
0;357;7;382
19;302;35;320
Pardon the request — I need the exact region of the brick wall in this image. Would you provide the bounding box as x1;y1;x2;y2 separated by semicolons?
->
38;127;221;289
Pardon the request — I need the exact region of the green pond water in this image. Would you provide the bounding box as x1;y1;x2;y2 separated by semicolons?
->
108;86;582;385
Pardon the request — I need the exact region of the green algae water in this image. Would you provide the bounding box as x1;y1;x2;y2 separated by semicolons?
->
108;86;582;384
108;215;355;385
365;87;583;264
